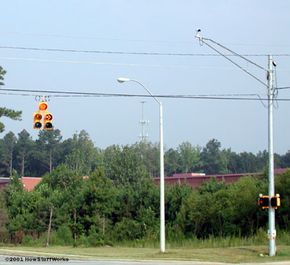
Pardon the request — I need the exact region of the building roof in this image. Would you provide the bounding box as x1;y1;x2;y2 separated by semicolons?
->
154;168;289;188
21;177;42;191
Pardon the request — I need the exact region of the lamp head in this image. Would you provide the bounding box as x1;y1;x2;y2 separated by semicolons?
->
117;77;131;83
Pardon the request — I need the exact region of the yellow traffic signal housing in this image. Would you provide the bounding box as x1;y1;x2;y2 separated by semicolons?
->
258;195;269;209
43;112;53;130
33;112;42;129
33;101;54;130
271;194;281;209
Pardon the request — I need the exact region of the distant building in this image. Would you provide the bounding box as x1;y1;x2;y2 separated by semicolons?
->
21;177;42;191
154;168;288;188
0;177;42;191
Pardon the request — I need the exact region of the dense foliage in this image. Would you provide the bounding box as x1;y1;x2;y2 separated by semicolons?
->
1;161;290;246
0;129;289;178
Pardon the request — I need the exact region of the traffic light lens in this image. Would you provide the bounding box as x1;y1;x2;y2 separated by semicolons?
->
45;114;53;120
39;102;48;111
45;122;53;129
34;122;42;128
34;113;42;120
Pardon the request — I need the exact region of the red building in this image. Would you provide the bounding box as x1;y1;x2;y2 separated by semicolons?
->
0;177;42;191
154;169;288;188
21;177;42;191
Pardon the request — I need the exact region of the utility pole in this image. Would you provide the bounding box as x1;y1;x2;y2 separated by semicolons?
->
267;55;276;256
195;30;277;256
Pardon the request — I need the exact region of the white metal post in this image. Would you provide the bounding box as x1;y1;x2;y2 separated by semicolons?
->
159;102;165;253
268;55;276;256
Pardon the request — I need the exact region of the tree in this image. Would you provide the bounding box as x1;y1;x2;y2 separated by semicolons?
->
275;170;290;230
80;168;118;242
103;144;149;185
132;141;159;177
37;129;63;173
165;148;181;176
0;66;6;86
0;108;22;134
178;142;201;173
64;130;99;175
1;132;17;176
38;164;84;245
0;189;8;243
0;66;22;133
201;139;227;174
15;130;34;176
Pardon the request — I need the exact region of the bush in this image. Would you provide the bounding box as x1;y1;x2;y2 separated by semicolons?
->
51;225;73;246
87;226;104;247
113;218;144;241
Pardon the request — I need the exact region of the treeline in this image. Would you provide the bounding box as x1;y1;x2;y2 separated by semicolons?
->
1;164;290;246
0;129;290;178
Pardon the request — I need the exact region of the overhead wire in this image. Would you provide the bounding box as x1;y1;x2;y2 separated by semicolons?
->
1;87;290;101
1;45;290;57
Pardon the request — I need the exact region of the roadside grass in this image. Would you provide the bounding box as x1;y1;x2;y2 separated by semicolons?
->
1;245;290;263
1;231;290;263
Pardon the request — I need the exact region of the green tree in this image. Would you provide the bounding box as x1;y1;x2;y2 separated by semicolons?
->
0;66;6;86
132;141;159;177
15;130;34;176
178;142;201;173
201;139;227;174
38;164;84;245
0;66;22;133
103;144;149;185
37;129;63;173
0;189;8;243
0;132;17;176
80;168;118;243
0;108;22;134
64;130;99;175
165;148;181;176
275;170;290;230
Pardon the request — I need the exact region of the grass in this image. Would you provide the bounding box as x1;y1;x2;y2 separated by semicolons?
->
2;231;290;263
1;245;290;263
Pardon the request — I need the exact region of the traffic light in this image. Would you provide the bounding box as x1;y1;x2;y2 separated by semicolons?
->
43;112;53;130
258;194;269;209
33;101;54;131
33;112;42;129
270;194;281;209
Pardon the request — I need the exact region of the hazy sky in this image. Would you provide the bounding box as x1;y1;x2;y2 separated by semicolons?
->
1;1;290;154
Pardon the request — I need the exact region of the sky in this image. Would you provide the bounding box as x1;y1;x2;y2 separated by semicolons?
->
1;1;290;154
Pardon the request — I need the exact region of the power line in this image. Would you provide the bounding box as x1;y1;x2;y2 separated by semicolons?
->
1;45;290;57
1;87;290;101
196;35;268;87
277;86;290;90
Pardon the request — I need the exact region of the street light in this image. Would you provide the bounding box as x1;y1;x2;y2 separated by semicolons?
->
117;77;166;253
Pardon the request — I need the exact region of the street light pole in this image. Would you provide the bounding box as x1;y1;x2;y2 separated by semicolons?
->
117;77;166;253
195;30;277;256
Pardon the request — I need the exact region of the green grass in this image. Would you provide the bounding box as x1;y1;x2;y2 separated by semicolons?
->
1;245;290;263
